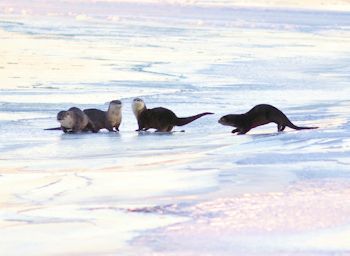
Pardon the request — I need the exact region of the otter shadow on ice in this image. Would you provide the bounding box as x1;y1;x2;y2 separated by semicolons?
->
59;130;121;140
137;130;185;136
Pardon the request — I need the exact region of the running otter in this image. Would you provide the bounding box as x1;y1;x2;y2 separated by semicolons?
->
83;100;122;132
132;98;214;132
219;104;318;135
56;107;97;133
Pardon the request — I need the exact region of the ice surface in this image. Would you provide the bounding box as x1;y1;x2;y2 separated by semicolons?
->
0;1;350;255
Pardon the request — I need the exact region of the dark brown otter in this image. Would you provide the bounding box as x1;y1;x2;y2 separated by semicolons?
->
53;107;98;133
219;104;318;135
83;100;122;132
132;98;214;132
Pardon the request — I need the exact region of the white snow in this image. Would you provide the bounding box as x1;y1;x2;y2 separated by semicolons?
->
0;1;350;255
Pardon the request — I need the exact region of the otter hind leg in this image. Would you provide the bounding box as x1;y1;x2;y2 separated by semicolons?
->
155;127;168;132
277;124;282;132
277;123;286;132
136;126;144;132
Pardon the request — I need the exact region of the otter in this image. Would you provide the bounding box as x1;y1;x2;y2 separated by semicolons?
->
219;104;318;135
53;107;97;133
83;100;122;132
132;98;214;132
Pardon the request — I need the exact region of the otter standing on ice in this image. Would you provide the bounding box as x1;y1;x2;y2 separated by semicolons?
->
55;107;97;133
83;100;122;132
219;104;318;135
132;98;214;132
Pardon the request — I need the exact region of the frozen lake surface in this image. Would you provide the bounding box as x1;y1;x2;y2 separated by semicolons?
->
1;1;350;255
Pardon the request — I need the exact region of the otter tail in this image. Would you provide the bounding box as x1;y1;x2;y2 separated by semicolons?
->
286;120;318;130
44;127;61;131
176;112;214;126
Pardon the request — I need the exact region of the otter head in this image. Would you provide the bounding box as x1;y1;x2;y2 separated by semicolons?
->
107;100;122;124
132;98;146;117
57;110;74;128
108;100;122;116
218;114;240;127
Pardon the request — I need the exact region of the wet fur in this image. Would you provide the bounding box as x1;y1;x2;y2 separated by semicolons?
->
57;107;97;133
132;98;213;132
219;104;318;135
83;100;122;132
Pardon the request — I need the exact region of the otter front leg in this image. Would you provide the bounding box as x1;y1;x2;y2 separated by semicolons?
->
105;123;115;132
61;126;69;133
87;121;99;133
136;121;142;131
155;128;168;132
136;120;147;131
231;128;239;134
136;127;149;132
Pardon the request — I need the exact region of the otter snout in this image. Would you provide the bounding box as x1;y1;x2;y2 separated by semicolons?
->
132;98;146;118
57;111;67;121
110;100;122;105
218;116;226;124
133;98;143;103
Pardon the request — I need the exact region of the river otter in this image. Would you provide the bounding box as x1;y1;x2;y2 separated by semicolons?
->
56;107;97;133
219;104;318;135
83;100;122;132
132;98;214;132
